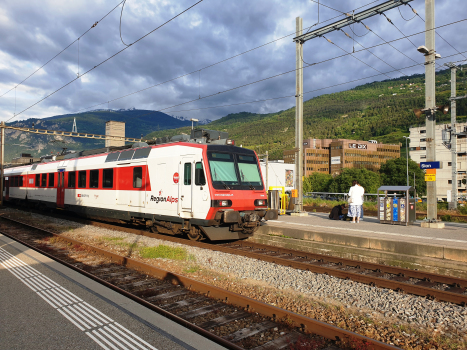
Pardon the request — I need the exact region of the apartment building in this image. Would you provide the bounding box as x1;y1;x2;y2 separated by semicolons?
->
409;122;467;200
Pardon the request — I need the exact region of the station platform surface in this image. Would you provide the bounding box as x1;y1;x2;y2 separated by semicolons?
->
255;212;467;277
0;234;226;350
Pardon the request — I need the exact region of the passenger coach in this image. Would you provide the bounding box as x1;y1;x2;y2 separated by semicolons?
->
3;130;278;241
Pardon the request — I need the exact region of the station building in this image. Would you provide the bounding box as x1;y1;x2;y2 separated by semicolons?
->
283;138;400;176
409;122;467;200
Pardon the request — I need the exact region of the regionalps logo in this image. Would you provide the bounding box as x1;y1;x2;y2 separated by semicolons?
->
150;195;178;203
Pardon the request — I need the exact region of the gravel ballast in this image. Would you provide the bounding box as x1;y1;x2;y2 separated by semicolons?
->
7;209;467;349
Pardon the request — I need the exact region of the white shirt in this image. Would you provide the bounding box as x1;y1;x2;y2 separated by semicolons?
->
348;185;365;205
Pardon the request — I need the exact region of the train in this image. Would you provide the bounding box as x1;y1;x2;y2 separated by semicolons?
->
2;129;278;241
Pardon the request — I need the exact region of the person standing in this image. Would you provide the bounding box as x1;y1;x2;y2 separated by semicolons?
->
347;180;365;223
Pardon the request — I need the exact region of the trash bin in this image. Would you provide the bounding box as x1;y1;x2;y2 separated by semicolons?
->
377;186;416;226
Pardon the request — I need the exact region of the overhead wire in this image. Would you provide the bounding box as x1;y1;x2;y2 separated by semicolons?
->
68;18;467;119
408;3;467;62
0;0;125;99
321;35;393;79
120;0;130;47
104;49;467;121
339;29;407;76
6;0;204;123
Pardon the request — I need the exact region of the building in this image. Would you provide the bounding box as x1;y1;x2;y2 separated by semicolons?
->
105;121;125;147
409;122;467;200
259;160;294;191
284;138;400;176
11;153;40;165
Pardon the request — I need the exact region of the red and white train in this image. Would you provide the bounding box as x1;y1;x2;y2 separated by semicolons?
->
2;131;277;241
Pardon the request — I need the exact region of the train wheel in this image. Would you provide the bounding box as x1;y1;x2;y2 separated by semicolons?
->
187;226;203;241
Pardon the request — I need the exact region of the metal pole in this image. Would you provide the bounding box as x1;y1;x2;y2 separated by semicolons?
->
295;17;303;212
450;65;458;209
265;150;269;192
425;0;437;221
404;137;409;186
0;122;4;206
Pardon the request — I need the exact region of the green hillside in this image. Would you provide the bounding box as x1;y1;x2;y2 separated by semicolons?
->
145;67;467;159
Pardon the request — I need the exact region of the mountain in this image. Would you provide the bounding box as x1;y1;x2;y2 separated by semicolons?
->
4;109;191;162
145;67;467;159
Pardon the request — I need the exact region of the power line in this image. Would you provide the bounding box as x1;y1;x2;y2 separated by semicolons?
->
408;3;467;62
0;0;125;99
6;0;204;123
9;16;467;123
321;35;393;79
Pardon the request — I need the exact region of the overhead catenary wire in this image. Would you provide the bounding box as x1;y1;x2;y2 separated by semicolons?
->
6;0;392;118
68;18;467;119
6;0;204;123
409;3;467;62
0;0;125;99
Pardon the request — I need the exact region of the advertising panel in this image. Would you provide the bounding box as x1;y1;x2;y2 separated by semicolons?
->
331;156;341;165
285;170;294;187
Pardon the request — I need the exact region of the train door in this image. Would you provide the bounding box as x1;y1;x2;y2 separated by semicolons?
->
56;171;65;208
129;162;147;208
4;177;9;200
180;157;195;213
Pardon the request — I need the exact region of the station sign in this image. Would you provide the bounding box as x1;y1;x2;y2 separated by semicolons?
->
348;143;368;149
420;161;442;169
425;174;436;182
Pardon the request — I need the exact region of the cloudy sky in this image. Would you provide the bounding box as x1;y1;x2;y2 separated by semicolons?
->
0;0;466;123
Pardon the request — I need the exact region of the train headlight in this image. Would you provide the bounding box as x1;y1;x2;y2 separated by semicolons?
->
212;200;232;207
254;199;267;206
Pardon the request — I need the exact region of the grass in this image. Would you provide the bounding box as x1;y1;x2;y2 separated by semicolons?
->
139;244;193;261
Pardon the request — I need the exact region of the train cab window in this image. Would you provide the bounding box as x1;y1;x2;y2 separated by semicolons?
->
184;163;191;185
68;171;76;188
195;162;206;186
133;167;142;188
89;170;99;188
41;174;47;187
103;169;113;188
35;174;40;187
48;173;55;187
78;171;87;188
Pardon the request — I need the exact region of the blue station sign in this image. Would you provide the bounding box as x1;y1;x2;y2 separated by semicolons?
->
420;161;442;169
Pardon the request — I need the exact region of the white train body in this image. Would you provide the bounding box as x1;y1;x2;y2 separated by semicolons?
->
3;142;277;240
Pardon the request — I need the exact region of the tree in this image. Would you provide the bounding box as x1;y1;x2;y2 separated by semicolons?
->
379;158;426;196
303;172;333;193
328;168;381;194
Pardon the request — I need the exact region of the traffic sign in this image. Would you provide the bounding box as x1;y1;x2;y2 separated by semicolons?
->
420;161;442;169
425;174;436;182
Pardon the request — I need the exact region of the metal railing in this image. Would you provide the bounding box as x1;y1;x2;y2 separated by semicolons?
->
304;192;408;202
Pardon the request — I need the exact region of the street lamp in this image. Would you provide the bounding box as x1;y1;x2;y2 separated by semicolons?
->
190;118;199;130
403;136;410;186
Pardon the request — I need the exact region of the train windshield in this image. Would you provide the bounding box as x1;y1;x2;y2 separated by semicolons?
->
207;151;263;190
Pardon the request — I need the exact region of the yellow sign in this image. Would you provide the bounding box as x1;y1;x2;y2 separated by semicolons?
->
425;174;436;182
291;189;298;198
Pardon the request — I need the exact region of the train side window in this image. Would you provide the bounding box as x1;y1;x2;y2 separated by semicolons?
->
184;163;191;185
68;171;76;188
41;174;47;187
48;173;55;187
19;176;23;187
195;162;205;186
35;174;40;187
103;169;113;188
133;167;142;188
90;170;99;188
78;171;87;188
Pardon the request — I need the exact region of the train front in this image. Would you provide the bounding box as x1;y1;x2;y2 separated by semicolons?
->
201;145;278;240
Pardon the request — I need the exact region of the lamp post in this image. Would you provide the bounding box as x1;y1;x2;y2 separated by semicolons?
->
403;136;410;186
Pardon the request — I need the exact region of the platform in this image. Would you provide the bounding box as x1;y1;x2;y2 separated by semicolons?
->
254;212;467;279
0;234;226;350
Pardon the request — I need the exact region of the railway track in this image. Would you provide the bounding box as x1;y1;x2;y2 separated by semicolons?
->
34;209;467;306
0;214;399;350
